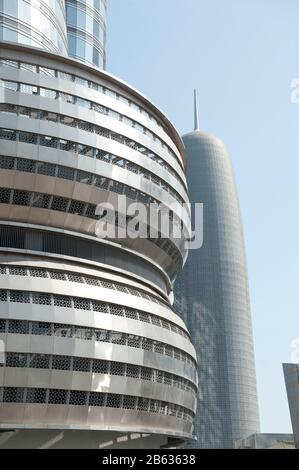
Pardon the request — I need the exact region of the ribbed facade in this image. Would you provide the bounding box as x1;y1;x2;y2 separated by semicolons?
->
0;42;197;448
0;0;68;55
0;0;107;69
174;130;260;448
66;0;107;69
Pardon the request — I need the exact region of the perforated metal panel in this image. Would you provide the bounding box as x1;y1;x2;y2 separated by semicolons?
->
0;42;197;445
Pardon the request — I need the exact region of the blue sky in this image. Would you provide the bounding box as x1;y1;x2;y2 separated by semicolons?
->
107;0;299;434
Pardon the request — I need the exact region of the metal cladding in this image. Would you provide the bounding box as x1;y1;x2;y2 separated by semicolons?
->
175;129;260;448
0;42;197;444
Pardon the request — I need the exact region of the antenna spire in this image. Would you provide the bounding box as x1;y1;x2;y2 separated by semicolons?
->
194;89;199;131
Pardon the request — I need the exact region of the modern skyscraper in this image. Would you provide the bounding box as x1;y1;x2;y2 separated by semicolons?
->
65;0;107;69
0;0;107;69
0;0;68;55
283;363;299;449
0;2;197;449
174;92;260;448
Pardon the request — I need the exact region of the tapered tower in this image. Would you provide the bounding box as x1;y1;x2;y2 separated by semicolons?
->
175;91;260;448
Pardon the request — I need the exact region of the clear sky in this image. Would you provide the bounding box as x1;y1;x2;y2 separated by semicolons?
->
107;0;299;434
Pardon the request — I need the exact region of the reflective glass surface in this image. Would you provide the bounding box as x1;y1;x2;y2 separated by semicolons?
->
0;0;68;54
65;0;107;69
174;132;260;448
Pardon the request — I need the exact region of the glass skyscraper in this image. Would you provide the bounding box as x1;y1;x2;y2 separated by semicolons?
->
174;93;260;448
65;0;107;69
0;2;197;448
0;0;68;55
0;0;107;69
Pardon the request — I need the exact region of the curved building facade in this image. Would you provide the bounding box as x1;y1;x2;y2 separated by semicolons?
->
0;42;197;448
0;0;107;70
0;0;68;55
66;0;107;69
175;116;260;447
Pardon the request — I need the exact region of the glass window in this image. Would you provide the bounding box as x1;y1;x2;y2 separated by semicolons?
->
66;4;77;25
76;97;90;109
74;76;88;87
59;92;74;104
93;19;99;38
39;66;56;77
92;47;102;67
60;115;76;127
40;136;58;148
20;84;38;95
77;9;87;29
67;33;76;56
2;0;17;17
76;37;86;59
1;26;17;43
0;59;18;69
20;62;37;73
99;25;104;44
40;88;57;99
41;111;57;122
59;139;76;152
58;71;73;82
94;0;100;10
105;88;117;99
19;107;39;119
0;103;17;114
0;80;18;91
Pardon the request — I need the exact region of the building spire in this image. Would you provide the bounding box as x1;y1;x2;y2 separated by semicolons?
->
194;89;200;131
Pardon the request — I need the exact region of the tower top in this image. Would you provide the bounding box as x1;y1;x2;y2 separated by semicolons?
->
194;89;200;131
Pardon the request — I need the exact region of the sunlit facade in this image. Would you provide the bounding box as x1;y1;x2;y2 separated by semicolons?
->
0;2;197;449
65;0;107;69
0;0;68;55
0;0;106;69
174;105;260;448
